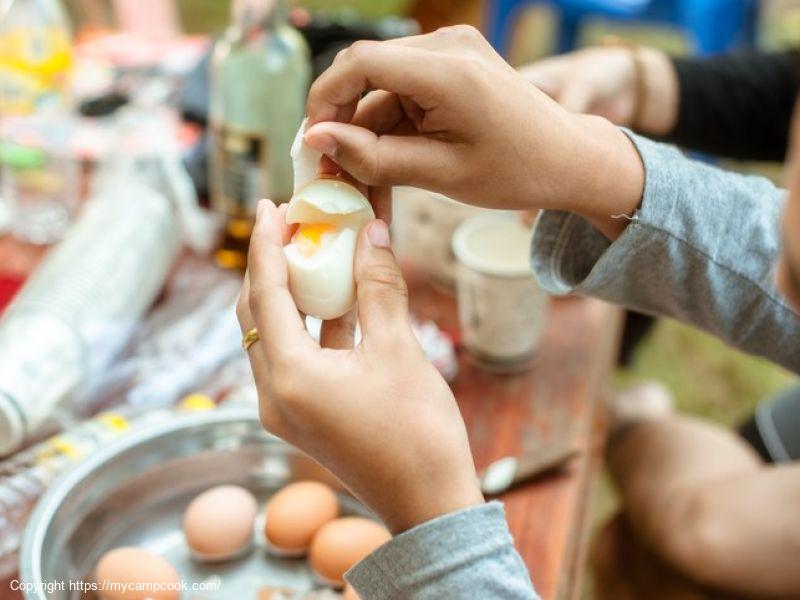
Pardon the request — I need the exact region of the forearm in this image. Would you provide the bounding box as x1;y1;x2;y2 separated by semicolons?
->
347;502;538;599
531;131;800;374
565;114;644;240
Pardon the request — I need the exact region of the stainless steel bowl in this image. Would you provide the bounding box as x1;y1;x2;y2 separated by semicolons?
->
20;407;370;599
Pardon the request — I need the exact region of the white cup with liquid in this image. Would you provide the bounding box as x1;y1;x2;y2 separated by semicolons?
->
452;213;548;371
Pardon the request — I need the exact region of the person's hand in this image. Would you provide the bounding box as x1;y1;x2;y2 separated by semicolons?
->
302;25;644;239
237;200;484;534
519;47;639;124
518;46;679;136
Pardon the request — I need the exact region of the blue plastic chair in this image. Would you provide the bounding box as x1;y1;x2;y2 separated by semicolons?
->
486;0;757;56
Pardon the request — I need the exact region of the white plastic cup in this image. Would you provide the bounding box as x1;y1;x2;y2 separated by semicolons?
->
452;213;548;372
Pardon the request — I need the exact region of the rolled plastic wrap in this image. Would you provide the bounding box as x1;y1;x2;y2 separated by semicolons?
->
0;159;184;456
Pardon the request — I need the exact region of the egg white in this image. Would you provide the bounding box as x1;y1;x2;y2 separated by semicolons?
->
283;177;375;320
285;227;358;320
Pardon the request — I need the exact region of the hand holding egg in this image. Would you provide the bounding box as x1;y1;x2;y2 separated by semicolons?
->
238;201;484;536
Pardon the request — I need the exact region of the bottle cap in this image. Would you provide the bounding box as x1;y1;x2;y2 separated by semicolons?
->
0;390;25;457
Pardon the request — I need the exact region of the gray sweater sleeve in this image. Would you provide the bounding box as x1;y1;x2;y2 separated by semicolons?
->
531;131;800;374
345;132;799;599
345;501;538;599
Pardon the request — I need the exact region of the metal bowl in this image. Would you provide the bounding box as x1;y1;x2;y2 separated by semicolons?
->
20;407;370;599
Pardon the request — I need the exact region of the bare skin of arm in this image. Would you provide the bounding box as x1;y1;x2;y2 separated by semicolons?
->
519;46;679;136
302;26;645;241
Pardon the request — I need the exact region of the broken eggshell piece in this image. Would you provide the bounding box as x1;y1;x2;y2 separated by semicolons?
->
283;176;375;320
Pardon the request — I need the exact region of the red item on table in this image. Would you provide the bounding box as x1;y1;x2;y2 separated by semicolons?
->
0;276;24;315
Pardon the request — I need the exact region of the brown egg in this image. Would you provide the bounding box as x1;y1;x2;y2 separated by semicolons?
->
342;584;361;600
309;517;391;587
95;547;181;600
183;485;257;561
264;481;340;556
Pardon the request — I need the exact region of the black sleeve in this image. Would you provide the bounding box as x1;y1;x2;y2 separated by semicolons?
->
660;50;800;161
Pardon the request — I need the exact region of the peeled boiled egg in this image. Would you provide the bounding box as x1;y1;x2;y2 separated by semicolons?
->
95;547;181;600
264;480;340;557
309;517;391;587
182;485;257;562
283;176;375;320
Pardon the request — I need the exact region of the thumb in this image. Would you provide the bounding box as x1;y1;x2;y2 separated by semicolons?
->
305;121;450;188
353;220;410;343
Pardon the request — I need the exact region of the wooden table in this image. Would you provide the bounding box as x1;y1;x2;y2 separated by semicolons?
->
408;272;622;600
0;236;622;600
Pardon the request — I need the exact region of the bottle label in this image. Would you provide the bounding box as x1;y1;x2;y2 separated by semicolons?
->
0;27;73;114
212;125;269;217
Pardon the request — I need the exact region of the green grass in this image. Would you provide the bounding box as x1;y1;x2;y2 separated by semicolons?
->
174;0;412;34
618;319;797;427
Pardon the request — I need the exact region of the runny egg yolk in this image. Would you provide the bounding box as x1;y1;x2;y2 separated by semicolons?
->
293;223;336;257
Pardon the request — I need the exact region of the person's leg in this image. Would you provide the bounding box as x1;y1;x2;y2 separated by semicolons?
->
592;512;723;600
608;416;763;529
606;414;800;597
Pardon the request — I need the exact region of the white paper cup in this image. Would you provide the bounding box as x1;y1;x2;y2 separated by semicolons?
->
452;213;548;371
392;187;484;290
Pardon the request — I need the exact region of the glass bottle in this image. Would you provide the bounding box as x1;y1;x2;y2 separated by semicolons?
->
209;0;311;270
0;0;76;243
0;0;73;115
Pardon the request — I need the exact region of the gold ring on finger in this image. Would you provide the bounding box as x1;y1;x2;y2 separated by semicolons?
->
242;327;260;351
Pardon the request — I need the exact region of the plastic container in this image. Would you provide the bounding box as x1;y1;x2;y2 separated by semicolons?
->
0;110;208;456
0;0;75;242
0;117;80;244
452;213;548;372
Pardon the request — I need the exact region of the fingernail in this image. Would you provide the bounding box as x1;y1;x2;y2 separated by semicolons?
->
305;132;338;157
367;220;390;248
256;199;274;230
